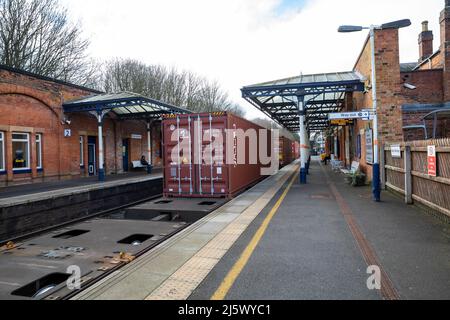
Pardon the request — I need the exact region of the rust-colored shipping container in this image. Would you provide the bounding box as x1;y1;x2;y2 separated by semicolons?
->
279;136;294;168
294;141;300;159
162;112;272;198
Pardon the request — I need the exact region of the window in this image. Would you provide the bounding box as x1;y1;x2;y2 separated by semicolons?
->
79;136;84;167
36;134;42;170
0;132;4;171
12;133;30;170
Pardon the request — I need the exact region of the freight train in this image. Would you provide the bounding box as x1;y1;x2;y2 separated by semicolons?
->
162;112;298;199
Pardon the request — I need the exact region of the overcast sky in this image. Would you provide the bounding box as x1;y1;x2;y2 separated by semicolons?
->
61;0;444;119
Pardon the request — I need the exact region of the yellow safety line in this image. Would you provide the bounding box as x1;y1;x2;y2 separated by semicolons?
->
211;171;299;300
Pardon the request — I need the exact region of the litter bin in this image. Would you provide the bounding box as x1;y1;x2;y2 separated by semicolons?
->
147;165;153;174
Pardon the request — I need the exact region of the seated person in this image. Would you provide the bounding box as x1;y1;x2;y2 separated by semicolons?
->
140;155;149;166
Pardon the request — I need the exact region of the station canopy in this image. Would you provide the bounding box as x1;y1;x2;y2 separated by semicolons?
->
241;71;365;132
421;107;450;139
63;92;191;120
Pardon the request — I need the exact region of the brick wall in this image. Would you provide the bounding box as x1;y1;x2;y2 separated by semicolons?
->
400;69;444;103
440;3;450;101
352;29;405;180
0;67;162;186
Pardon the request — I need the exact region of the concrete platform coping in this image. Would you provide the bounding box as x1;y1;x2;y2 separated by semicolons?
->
0;174;162;208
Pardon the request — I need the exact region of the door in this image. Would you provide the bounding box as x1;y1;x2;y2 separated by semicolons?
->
122;139;129;172
163;116;194;196
196;114;227;197
88;136;96;176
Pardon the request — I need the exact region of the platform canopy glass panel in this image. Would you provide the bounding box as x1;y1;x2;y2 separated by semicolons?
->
241;71;365;132
63;92;190;181
63;92;190;120
422;107;450;139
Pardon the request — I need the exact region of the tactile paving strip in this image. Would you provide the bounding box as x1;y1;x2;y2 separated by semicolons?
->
145;165;298;300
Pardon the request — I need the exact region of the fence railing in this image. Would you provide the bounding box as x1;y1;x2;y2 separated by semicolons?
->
382;138;450;218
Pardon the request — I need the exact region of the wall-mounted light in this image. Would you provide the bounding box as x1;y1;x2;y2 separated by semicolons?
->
403;83;417;90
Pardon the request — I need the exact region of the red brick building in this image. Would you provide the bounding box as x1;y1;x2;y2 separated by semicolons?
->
0;65;164;186
326;1;450;180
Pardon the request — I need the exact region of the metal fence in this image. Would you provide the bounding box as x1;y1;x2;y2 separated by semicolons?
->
382;138;450;219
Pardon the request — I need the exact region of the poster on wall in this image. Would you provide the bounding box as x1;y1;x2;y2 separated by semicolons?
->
366;129;374;165
391;145;401;158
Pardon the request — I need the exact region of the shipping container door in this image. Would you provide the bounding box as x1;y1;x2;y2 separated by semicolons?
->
163;116;194;196
195;114;228;197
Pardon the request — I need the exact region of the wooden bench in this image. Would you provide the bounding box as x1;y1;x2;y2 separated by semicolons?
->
341;161;360;175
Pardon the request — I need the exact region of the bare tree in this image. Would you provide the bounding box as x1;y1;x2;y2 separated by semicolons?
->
0;0;92;85
98;58;246;116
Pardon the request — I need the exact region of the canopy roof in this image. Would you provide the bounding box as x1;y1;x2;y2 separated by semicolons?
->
63;92;190;120
422;107;450;121
241;71;365;132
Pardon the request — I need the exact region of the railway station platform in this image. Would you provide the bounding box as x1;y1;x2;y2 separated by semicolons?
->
0;169;163;241
72;160;450;300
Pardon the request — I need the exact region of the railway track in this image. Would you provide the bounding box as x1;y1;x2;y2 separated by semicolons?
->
0;192;218;300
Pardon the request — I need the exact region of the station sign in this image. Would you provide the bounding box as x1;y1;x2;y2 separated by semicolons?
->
131;134;143;140
428;145;437;177
329;111;371;121
330;119;354;126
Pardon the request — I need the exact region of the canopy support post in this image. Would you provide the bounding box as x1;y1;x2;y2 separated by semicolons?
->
298;95;308;184
96;109;105;182
147;120;153;173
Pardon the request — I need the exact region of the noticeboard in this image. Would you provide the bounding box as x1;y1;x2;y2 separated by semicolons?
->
391;145;401;158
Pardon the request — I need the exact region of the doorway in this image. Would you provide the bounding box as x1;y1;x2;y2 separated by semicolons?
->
88;136;97;176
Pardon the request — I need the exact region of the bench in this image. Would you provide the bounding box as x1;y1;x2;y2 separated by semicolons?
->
341;161;360;175
131;161;146;169
330;160;344;171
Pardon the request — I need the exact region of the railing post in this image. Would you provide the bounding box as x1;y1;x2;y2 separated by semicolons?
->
380;144;386;190
404;145;413;204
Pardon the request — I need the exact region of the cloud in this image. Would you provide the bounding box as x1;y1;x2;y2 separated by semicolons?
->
62;0;444;120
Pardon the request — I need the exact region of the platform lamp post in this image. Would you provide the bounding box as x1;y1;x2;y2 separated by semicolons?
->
338;19;411;202
91;109;109;182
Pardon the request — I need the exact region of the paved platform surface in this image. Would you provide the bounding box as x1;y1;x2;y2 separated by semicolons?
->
191;162;450;300
0;169;161;199
72;164;298;300
72;161;450;300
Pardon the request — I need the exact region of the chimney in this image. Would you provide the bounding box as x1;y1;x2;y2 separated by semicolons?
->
440;0;450;51
441;0;450;101
419;21;434;62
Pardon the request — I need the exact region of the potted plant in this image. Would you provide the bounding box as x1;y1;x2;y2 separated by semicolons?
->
345;171;366;187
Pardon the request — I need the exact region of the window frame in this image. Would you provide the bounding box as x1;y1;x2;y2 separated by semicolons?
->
0;132;5;172
12;132;31;172
36;133;43;170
